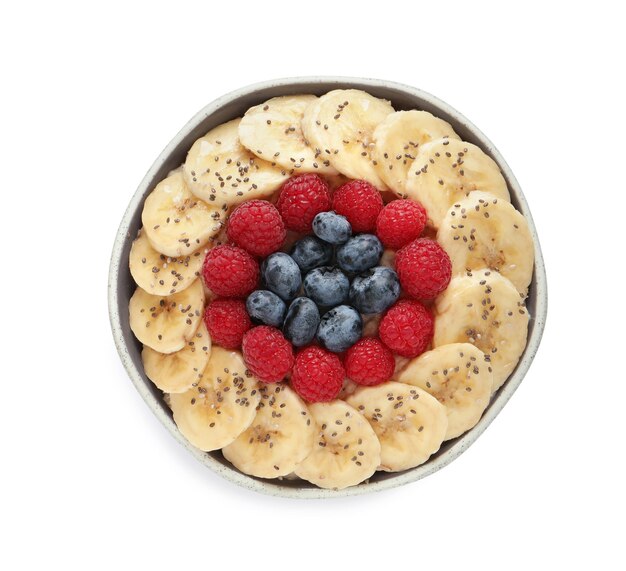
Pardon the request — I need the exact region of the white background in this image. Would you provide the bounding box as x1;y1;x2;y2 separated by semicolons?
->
2;1;624;569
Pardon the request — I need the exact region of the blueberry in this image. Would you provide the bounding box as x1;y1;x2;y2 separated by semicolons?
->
336;234;383;273
349;266;400;314
283;297;320;347
317;305;363;353
246;290;286;327
261;252;302;301
312;211;352;244
303;266;350;307
290;235;333;272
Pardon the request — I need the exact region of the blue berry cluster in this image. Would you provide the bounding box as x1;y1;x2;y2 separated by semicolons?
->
245;211;400;353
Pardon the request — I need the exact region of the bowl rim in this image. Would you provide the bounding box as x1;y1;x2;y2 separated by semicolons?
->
108;76;547;499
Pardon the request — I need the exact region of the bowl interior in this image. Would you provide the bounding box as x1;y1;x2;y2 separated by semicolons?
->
109;77;547;498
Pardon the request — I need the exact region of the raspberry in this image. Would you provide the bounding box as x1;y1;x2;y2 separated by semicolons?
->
290;346;345;403
227;200;286;257
345;338;395;386
242;326;294;383
276;174;331;233
201;245;259;298
395;238;452;300
376;199;427;249
379;300;434;358
332;180;383;232
203;299;251;349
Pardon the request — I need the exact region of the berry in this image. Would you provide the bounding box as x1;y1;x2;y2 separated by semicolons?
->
395;238;452;300
291;346;345;403
290;235;333;273
312;211;352;244
317;305;363;353
246;290;286;327
376;199;427;249
202;245;259;298
332;180;384;232
303;266;350;307
336;234;383;273
242;326;294;383
349;266;400;314
261;252;302;301
379;300;433;358
203;299;251;349
276;174;332;233
283;297;320;347
345;338;395;386
227;200;286;257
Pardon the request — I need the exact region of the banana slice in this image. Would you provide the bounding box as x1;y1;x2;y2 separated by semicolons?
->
396;343;493;440
372;110;460;193
170;347;261;451
437;191;534;294
129;229;206;296
347;382;447;472
222;384;316;478
434;269;529;392
129;278;205;353
183;118;289;208
301;89;394;189
405;139;510;228
141;170;226;257
238;95;338;176
294;400;381;490
141;321;212;394
337;379;360;400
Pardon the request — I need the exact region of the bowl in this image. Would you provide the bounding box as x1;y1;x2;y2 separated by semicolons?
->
108;77;547;498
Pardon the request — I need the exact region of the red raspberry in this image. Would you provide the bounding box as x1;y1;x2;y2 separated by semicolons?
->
227;200;286;257
201;245;259;298
242;326;294;383
290;346;345;403
276;174;332;233
203;299;251;349
379;300;433;358
345;338;395;386
332;180;384;232
376;199;427;249
395;238;452;300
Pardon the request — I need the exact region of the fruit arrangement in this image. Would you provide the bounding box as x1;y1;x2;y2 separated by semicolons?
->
128;90;534;490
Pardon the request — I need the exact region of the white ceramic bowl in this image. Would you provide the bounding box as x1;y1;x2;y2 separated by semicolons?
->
108;77;547;498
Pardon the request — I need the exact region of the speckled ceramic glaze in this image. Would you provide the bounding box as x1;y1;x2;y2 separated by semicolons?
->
108;77;547;499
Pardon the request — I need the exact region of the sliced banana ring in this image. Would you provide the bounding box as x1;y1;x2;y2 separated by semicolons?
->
396;343;493;440
301;89;394;190
141;321;211;394
294;400;381;490
437;191;534;294
141;170;226;257
183;118;288;208
129;278;205;354
222;384;316;478
347;382;448;472
405;139;510;228
238;95;338;176
372;110;460;193
170;347;261;451
129;229;206;296
434;269;529;392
